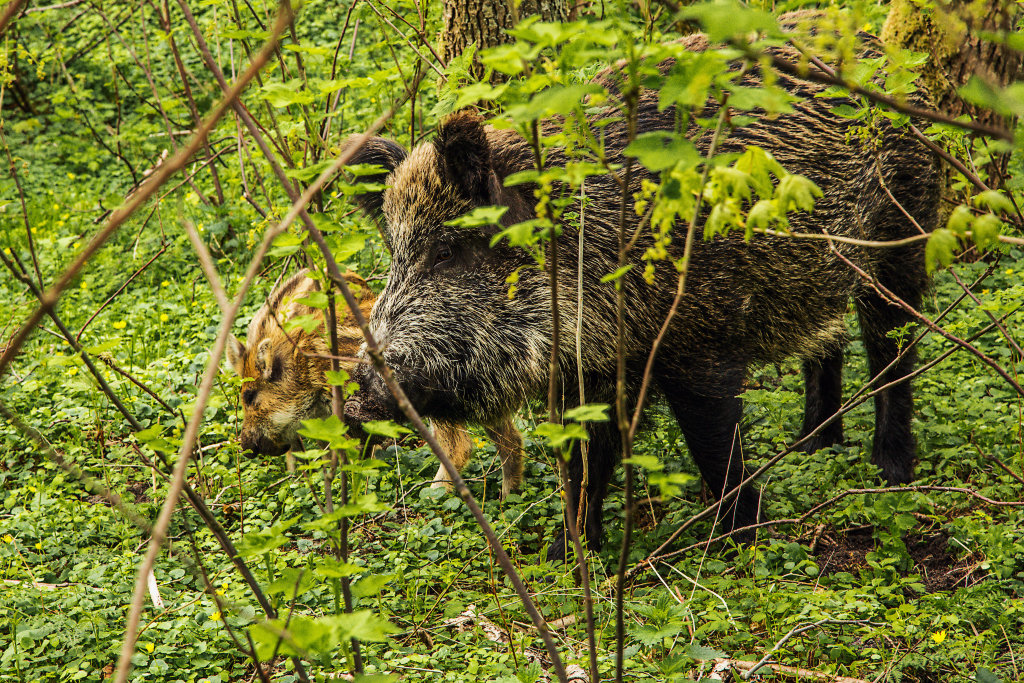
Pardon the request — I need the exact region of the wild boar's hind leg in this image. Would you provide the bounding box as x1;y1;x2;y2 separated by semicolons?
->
430;420;472;491
855;254;924;486
482;416;524;500
661;382;763;541
799;345;845;452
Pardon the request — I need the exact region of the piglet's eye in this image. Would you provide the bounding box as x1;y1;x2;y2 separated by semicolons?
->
434;244;453;266
242;389;257;406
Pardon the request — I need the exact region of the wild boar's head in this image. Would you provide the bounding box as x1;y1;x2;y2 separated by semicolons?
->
346;112;550;424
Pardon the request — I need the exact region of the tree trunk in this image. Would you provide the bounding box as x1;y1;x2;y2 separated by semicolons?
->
882;0;1022;186
440;0;569;79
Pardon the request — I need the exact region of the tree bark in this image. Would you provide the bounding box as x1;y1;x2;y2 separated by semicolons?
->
440;0;569;78
882;0;1022;186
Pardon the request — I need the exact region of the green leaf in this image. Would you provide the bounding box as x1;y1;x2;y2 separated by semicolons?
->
623;132;698;172
563;403;610;422
678;0;779;43
298;415;356;449
268;230;307;258
925;228;959;273
532;422;589;449
946;205;973;236
323;610;399;642
973;190;1015;214
445;205;509;229
304;493;390;527
313;558;366;579
976;668;1003;683
295;291;328;309
452;82;508;111
329;233;366;262
600;264;634;283
727;84;795;114
510;83;603;120
283;314;322;334
285;160;336;183
684;642;727;660
350;573;394;598
659;52;722;109
971;213;1002;250
325;370;350;386
361;420;411;438
622;455;664;471
266;568;314;597
260;82;314;108
775;174;822;212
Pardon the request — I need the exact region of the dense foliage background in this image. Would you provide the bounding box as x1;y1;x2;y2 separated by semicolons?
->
1;0;1023;681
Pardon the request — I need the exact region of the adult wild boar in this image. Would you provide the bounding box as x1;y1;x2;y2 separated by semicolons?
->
225;269;524;498
345;34;939;559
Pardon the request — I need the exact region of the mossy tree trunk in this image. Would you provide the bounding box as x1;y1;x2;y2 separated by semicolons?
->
882;0;1022;187
440;0;569;79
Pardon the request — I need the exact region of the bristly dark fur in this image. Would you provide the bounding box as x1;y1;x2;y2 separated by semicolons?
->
346;24;941;561
433;111;496;204
344;137;409;221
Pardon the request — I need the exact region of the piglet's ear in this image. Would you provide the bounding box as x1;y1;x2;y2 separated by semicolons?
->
434;111;500;205
225;336;245;374
343;137;408;218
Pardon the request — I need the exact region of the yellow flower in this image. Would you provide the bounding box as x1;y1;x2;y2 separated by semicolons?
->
73;242;80;249
209;611;221;621
160;313;169;322
34;542;42;550
144;642;155;653
80;281;87;289
932;630;947;644
3;534;13;543
2;248;9;255
113;320;127;330
161;280;170;287
1006;269;1015;275
68;367;78;376
982;289;990;295
67;172;75;180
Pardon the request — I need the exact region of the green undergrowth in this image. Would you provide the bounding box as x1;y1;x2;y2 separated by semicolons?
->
2;251;1023;681
3;0;1024;681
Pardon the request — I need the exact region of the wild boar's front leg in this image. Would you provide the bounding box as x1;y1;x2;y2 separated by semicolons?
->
661;382;763;540
547;419;620;562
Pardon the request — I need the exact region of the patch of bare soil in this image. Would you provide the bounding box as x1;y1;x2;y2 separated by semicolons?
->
813;527;982;593
86;478;152;506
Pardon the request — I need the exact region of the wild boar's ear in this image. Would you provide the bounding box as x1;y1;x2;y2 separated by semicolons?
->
434;110;496;205
225;336;245;374
342;136;408;218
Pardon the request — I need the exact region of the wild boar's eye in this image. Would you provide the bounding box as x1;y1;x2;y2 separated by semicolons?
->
242;388;257;406
434;244;453;267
